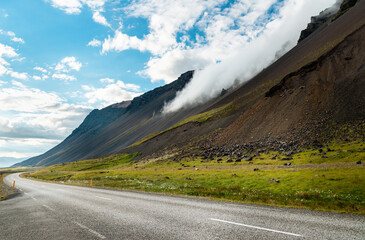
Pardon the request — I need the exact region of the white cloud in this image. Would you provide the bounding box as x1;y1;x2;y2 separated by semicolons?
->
7;31;15;37
100;77;114;84
0;43;18;58
0;30;25;44
34;66;48;73
32;75;42;80
55;56;82;72
0;80;61;112
163;0;337;113
0;64;7;76
92;11;110;27
0;80;6;86
8;71;28;80
102;0;224;57
100;0;337;87
83;80;141;107
0;43;26;80
48;0;109;26
11;37;25;44
52;73;76;82
49;0;83;14
0;151;32;159
87;38;102;47
11;57;26;62
0;137;61;167
0;82;91;141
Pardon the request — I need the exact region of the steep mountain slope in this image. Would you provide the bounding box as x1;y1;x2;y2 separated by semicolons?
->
123;0;365;159
217;24;365;146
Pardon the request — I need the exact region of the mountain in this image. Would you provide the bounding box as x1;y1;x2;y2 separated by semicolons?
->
122;0;365;159
14;71;211;166
298;0;359;42
15;0;365;167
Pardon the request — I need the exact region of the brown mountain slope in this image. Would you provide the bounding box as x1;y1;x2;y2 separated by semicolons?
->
125;1;365;159
217;24;365;147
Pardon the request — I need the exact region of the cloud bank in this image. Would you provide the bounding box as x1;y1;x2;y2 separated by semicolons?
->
163;0;337;113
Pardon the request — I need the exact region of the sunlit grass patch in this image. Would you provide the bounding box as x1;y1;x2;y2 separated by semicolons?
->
27;141;365;214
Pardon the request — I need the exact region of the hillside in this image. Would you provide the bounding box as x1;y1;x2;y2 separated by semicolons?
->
15;0;365;167
123;0;365;160
14;71;213;166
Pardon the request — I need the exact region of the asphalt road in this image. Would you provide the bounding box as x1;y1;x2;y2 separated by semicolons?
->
0;173;364;240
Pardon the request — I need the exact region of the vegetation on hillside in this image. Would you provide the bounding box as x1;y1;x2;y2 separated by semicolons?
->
26;140;365;214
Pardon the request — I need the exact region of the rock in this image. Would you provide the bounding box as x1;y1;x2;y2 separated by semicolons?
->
269;179;280;183
226;158;233;163
231;174;238;177
318;149;323;153
195;168;199;170
185;177;192;180
312;140;323;148
217;158;223;162
235;159;242;163
245;156;253;161
357;161;362;164
284;162;292;166
281;157;293;161
178;168;182;170
321;155;328;158
285;151;293;157
165;176;170;179
253;168;259;171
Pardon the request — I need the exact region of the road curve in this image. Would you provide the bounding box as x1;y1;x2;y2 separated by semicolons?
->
0;173;364;240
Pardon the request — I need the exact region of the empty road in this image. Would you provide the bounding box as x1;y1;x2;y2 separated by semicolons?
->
1;173;364;239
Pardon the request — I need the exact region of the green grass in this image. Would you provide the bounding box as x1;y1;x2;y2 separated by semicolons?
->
26;141;365;214
0;173;8;200
130;103;235;147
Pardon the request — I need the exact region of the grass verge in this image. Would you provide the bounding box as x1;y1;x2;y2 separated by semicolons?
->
26;141;365;214
0;167;41;200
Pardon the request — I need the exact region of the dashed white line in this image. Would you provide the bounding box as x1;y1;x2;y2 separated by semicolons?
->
42;204;55;212
24;192;38;201
74;221;106;239
209;218;302;237
95;196;112;201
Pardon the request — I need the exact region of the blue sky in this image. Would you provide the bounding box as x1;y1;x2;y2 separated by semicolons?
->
0;0;336;167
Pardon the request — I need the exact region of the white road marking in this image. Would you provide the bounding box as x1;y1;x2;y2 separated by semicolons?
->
209;218;302;237
95;196;112;201
74;221;106;239
42;204;55;212
24;192;38;201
